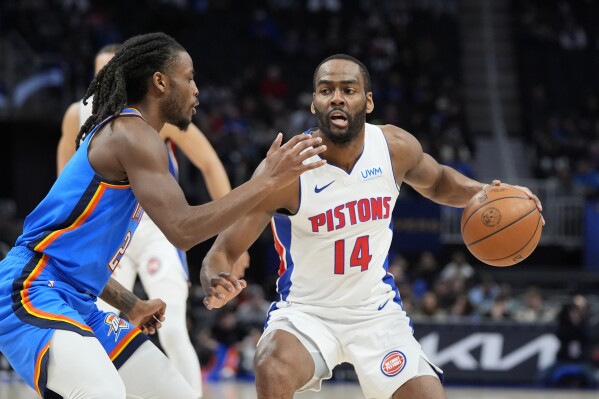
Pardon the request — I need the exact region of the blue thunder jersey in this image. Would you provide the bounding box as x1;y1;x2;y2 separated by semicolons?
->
271;123;402;308
15;108;144;296
81;97;188;277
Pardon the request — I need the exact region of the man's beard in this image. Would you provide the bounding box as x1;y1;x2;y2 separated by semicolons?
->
163;92;191;131
315;104;366;147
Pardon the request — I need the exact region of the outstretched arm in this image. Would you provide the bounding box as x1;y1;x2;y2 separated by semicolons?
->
100;278;165;334
382;125;543;213
116;120;326;251
57;102;80;175
382;125;483;207
405;151;484;207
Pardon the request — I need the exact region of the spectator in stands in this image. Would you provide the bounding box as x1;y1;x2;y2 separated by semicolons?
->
395;280;416;314
450;293;477;321
236;284;270;329
485;294;511;321
513;286;556;323
442;143;475;179
238;327;262;380
205;307;247;381
572;157;599;200
468;273;500;315
388;255;410;285
538;295;597;388
428;278;453;311
439;250;474;283
410;250;440;297
416;291;447;321
287;92;317;135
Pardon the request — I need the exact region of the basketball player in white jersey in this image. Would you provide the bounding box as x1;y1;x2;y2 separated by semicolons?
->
200;54;544;399
57;44;246;399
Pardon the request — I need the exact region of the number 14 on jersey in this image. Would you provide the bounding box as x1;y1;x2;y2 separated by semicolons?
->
334;235;372;274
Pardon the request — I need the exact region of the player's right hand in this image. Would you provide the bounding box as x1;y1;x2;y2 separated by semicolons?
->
203;272;247;310
127;298;166;335
258;133;327;190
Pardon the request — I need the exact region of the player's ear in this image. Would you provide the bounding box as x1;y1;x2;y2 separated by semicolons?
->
366;92;374;114
152;71;167;94
310;101;315;115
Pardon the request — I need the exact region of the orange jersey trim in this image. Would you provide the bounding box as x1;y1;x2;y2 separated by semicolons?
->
102;182;131;189
34;183;108;252
20;255;93;332
33;340;51;396
271;221;287;276
109;328;142;361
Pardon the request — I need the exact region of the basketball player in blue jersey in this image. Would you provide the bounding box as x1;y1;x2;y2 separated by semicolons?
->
201;54;544;399
0;32;326;399
58;44;239;399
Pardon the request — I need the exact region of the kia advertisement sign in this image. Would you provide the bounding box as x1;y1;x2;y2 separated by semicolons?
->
413;322;559;384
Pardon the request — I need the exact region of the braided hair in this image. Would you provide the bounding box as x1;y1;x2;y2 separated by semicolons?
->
76;32;185;148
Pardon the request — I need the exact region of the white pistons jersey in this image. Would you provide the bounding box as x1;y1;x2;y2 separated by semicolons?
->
79;97;93;126
271;123;403;308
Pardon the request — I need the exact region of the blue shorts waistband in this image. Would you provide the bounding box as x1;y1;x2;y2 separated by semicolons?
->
5;246;94;298
6;246;37;261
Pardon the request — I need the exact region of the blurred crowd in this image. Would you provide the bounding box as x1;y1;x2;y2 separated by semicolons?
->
1;0;471;192
386;250;565;324
514;0;599;200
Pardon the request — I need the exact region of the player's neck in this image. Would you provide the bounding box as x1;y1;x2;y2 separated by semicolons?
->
127;102;165;134
315;129;365;173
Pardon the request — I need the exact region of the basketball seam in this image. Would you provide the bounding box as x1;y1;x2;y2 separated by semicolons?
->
477;213;542;262
465;207;538;247
461;195;531;231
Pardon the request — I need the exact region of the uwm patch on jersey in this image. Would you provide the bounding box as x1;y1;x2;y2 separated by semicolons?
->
104;313;130;342
360;165;383;181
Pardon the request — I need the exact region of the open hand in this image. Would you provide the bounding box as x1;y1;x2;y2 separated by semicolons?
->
203;272;247;310
258;133;327;190
488;180;545;225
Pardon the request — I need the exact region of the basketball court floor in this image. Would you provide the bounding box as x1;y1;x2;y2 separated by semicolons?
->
1;374;597;399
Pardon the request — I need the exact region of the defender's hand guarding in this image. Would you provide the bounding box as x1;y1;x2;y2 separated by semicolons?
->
203;272;247;310
260;133;327;190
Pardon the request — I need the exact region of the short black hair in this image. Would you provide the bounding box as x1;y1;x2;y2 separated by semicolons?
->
313;54;372;93
76;33;185;148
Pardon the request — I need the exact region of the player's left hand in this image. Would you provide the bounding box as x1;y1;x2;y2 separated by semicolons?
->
127;298;166;335
492;180;545;226
203;272;247;310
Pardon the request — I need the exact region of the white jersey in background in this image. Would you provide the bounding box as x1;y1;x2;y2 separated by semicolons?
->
79;97;93;126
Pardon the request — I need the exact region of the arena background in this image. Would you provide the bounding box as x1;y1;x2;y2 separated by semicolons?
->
0;0;598;397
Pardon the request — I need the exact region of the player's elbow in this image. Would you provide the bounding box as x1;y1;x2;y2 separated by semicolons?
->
162;224;195;251
172;234;195;251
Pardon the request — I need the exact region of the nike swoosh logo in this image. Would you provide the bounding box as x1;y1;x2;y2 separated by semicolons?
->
378;300;390;311
314;180;335;193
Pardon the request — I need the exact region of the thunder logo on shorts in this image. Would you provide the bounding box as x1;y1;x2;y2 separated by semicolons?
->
104;313;130;342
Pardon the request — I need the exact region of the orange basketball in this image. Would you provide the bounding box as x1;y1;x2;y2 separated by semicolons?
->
461;185;543;267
